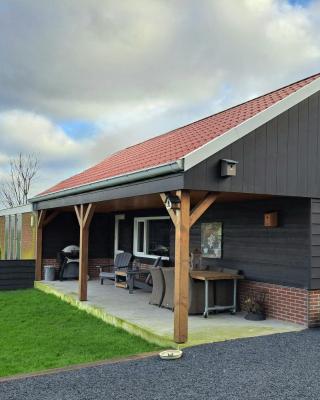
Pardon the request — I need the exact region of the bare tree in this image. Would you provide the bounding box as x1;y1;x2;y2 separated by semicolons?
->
0;153;39;208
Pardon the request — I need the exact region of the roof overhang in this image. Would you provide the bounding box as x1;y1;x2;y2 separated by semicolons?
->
30;159;184;204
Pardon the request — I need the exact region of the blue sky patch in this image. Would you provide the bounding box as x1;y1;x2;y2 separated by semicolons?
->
59;120;98;139
288;0;312;7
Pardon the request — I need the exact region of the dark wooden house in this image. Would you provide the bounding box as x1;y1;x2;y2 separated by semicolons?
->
30;72;320;343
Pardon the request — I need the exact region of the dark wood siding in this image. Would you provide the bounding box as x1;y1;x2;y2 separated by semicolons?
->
188;197;310;288
43;213;114;259
310;199;320;289
0;260;35;290
185;93;320;198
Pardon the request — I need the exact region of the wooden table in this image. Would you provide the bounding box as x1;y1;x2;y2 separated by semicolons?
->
190;271;244;318
115;268;150;294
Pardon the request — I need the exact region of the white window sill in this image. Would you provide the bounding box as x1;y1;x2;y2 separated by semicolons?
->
133;253;169;261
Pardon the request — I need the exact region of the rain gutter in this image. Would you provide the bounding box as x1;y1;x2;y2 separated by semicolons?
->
30;159;184;203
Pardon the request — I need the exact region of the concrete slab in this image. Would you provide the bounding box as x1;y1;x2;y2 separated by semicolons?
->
35;280;304;348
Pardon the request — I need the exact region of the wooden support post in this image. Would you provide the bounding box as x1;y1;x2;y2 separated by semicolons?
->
35;210;47;281
161;191;219;343
74;204;95;301
174;190;190;343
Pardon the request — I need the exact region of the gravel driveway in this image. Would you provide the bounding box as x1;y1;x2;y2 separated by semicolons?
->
2;329;320;400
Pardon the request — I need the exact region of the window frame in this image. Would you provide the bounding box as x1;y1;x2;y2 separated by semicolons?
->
133;216;170;260
114;214;125;256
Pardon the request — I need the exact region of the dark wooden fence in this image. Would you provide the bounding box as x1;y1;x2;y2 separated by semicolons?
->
0;260;35;290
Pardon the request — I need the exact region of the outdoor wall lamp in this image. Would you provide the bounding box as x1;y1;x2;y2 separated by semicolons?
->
165;193;181;210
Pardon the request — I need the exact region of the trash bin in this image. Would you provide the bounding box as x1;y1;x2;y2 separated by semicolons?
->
44;265;56;281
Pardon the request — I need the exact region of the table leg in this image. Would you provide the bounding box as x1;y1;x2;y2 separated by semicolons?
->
232;279;237;314
129;274;134;294
203;279;209;318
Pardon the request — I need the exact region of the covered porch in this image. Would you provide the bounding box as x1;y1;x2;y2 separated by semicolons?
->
33;185;310;344
35;278;303;348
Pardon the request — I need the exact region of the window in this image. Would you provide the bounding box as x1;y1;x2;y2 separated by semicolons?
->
114;214;126;256
201;222;223;259
4;214;22;260
133;216;170;259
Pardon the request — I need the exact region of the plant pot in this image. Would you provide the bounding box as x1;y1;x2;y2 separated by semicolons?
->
244;312;266;321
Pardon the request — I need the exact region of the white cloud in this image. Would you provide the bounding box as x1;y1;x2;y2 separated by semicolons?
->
0;110;95;198
0;0;320;197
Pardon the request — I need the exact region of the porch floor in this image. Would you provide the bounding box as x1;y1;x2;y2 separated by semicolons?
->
35;280;304;348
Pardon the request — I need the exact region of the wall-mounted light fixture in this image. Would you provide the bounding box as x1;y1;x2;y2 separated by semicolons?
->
165;194;181;210
221;159;238;177
30;214;35;228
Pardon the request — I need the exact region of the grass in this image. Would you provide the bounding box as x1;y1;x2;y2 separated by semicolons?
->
0;289;161;377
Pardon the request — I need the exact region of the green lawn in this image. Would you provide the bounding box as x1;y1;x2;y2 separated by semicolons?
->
0;289;160;377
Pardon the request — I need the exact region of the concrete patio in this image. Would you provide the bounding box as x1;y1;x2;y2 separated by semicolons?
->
35;279;304;348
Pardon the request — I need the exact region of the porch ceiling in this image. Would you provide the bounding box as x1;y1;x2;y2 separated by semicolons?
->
49;191;273;214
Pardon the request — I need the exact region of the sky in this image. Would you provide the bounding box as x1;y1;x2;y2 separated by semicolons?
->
1;0;320;201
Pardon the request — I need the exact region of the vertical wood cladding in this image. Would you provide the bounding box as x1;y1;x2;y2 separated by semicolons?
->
188;198;310;288
185;92;320;198
310;199;320;289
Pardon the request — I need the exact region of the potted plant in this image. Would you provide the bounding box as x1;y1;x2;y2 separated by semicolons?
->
243;293;266;321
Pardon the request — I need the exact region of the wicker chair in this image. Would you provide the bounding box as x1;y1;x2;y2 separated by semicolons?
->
161;267;175;310
148;257;164;306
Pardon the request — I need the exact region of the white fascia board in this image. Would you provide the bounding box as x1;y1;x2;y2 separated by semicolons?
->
183;77;320;171
0;204;33;216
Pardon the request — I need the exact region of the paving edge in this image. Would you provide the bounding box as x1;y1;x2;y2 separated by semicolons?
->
34;281;178;349
0;351;160;383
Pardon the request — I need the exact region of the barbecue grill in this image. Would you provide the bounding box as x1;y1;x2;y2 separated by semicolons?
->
57;245;80;281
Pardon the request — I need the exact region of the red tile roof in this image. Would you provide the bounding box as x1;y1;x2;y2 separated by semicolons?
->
41;73;320;196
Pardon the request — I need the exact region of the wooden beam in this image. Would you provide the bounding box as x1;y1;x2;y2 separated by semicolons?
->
74;205;81;226
189;192;218;228
37;210;47;229
83;203;95;229
174;190;190;343
43;210;59;227
160;193;177;227
35;210;46;281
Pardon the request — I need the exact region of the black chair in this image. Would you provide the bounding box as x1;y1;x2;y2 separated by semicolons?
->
99;252;132;284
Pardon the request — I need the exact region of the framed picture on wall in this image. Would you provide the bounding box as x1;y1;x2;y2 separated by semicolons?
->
201;222;222;258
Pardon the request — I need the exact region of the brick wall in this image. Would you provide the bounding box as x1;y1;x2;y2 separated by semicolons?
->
239;280;320;327
41;257;114;280
21;212;36;259
308;290;320;327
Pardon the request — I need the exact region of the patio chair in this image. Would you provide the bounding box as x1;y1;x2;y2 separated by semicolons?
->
148;257;164;306
99;252;132;284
